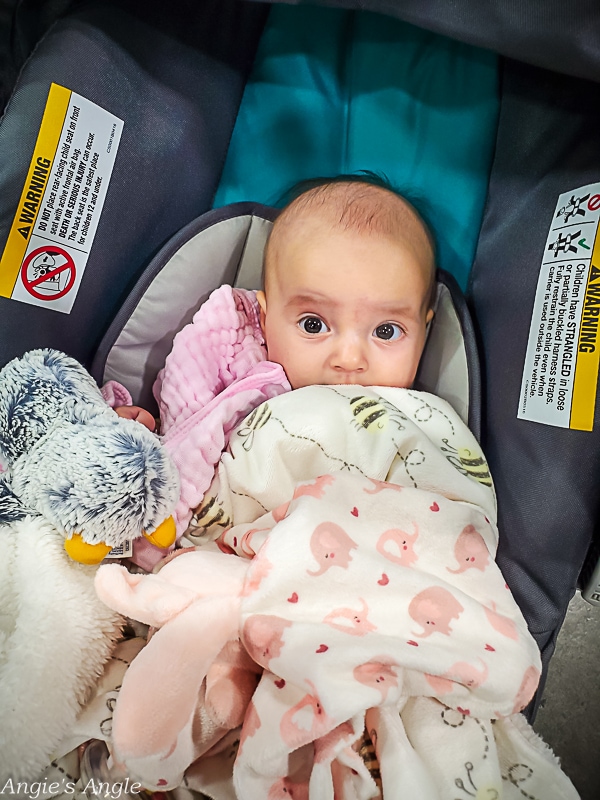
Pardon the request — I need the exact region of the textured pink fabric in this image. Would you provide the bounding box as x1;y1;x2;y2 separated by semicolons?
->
155;285;290;537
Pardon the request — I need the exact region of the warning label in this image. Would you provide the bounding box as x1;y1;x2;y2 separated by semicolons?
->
0;83;123;313
519;184;600;431
21;245;76;300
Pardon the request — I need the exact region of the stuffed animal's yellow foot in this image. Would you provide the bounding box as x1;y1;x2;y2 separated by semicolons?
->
64;516;176;564
64;533;112;565
143;516;177;549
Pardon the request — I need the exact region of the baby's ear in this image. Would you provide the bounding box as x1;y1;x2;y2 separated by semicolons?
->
256;290;267;333
426;307;435;325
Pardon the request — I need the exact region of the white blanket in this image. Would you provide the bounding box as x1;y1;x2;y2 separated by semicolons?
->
99;386;579;799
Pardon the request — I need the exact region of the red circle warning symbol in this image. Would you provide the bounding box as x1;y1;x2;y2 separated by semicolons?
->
588;194;600;212
21;246;76;301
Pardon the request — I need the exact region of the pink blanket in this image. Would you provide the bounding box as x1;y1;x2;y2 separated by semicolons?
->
107;286;290;569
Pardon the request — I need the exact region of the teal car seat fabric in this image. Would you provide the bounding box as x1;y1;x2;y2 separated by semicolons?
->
213;4;499;290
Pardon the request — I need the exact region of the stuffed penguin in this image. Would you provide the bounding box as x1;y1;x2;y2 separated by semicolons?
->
0;348;179;564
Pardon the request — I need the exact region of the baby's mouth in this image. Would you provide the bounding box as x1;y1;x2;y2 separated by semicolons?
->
328;377;364;386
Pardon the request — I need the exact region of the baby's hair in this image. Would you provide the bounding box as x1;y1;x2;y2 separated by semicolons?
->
264;171;437;307
276;172;436;245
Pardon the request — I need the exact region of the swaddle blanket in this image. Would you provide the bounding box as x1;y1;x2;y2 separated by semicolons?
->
97;386;579;799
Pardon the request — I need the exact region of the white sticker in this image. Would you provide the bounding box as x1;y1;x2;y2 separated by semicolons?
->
105;539;133;559
0;83;123;313
518;184;600;431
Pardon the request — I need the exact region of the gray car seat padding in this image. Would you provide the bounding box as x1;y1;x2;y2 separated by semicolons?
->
93;202;478;438
0;0;269;369
0;0;75;109
251;0;600;83
1;0;596;725
470;58;600;713
93;204;278;411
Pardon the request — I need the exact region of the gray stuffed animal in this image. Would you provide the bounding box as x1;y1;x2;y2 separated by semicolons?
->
0;348;180;564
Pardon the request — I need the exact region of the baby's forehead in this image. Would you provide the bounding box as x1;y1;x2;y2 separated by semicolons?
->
281;181;423;235
264;181;436;300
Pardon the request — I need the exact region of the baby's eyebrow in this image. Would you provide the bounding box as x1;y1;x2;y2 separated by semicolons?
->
284;291;338;308
372;300;413;313
285;292;420;321
375;304;422;321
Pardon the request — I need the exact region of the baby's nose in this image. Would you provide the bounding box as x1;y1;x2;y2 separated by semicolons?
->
332;335;367;372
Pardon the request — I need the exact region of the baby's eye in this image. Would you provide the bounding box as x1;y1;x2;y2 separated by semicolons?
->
374;323;403;341
299;316;329;334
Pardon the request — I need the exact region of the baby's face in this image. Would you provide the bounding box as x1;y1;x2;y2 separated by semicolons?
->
257;222;434;390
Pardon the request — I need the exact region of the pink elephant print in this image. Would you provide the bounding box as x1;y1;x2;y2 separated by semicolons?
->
272;501;291;523
512;664;540;713
239;526;270;558
313;720;357;764
215;533;237;555
272;477;337;523
268;778;309;800
242;615;292;669
307;522;358;577
238;699;262;756
425;658;489;694
242;550;274;596
363;477;403;495
409;586;464;637
280;684;335;748
323;598;377;635
376;523;419;568
294;474;336;500
483;601;519;640
353;659;399;702
447;525;490;574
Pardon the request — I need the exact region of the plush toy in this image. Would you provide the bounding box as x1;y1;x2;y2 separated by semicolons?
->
0;348;180;564
94;549;260;790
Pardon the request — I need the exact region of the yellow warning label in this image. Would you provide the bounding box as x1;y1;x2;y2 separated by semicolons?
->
518;184;600;431
571;231;600;430
0;83;70;297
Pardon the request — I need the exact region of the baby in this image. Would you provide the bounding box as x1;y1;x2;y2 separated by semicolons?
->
256;177;436;389
96;177;571;799
116;175;437;428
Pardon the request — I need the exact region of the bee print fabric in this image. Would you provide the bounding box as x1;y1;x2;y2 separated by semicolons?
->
97;386;578;799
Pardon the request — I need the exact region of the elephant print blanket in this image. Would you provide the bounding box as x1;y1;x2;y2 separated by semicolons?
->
95;386;579;800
